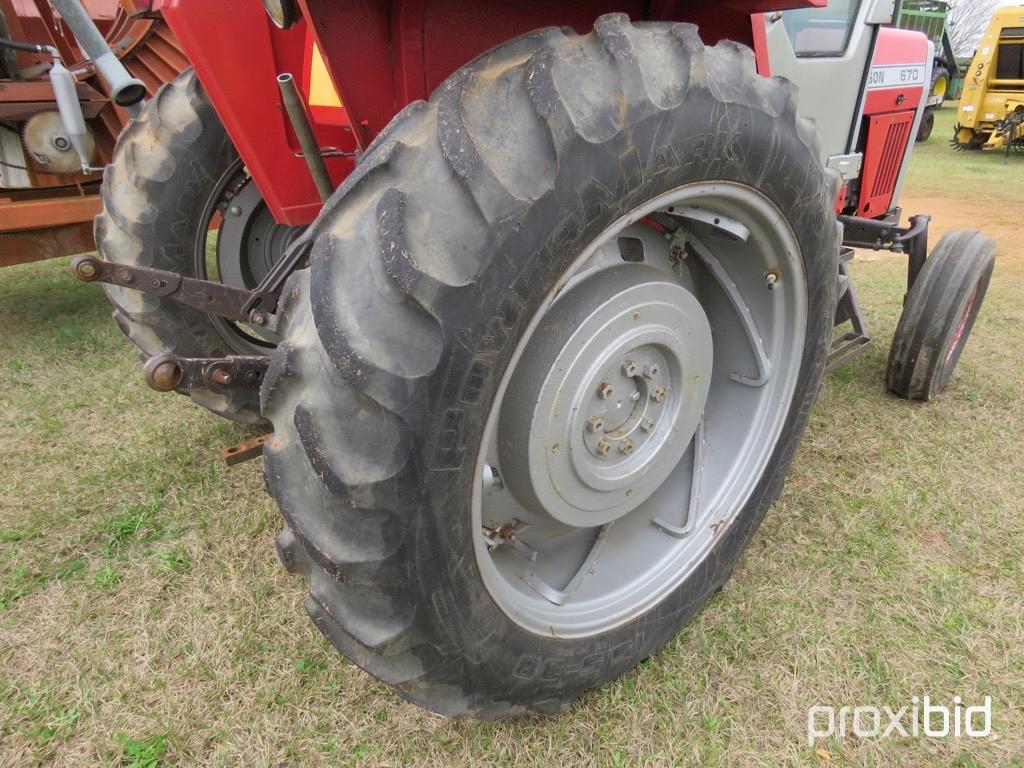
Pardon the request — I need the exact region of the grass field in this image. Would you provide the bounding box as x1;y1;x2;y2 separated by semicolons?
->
1;104;1022;766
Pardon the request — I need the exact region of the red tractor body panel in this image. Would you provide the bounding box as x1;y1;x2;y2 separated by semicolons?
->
158;0;821;226
159;2;357;225
856;26;929;216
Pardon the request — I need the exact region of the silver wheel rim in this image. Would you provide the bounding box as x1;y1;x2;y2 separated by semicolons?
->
472;182;808;638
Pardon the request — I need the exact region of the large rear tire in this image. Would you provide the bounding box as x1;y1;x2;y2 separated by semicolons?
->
263;16;840;717
96;68;295;424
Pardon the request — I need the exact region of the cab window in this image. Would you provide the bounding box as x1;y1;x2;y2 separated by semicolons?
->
781;0;861;57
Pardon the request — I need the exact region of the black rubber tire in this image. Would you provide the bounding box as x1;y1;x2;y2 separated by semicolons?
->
886;230;995;401
95;68;263;424
916;108;936;143
262;15;840;718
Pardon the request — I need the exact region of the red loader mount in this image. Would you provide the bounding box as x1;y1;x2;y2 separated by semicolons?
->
71;0;995;717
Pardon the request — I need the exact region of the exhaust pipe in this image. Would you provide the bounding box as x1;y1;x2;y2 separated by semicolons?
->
0;36;94;173
50;0;147;116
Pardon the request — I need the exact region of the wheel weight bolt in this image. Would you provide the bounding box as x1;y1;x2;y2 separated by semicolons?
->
588;416;604;433
622;360;637;377
596;439;612;458
598;382;614;400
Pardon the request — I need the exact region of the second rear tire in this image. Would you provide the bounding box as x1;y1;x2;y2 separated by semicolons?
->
96;68;295;423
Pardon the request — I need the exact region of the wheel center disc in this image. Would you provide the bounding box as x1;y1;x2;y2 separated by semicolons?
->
498;265;713;527
217;179;300;289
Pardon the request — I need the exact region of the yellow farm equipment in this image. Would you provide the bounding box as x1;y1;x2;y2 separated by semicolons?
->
954;5;1024;151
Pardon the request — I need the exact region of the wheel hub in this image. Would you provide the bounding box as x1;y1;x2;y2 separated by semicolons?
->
216;179;299;290
498;265;713;528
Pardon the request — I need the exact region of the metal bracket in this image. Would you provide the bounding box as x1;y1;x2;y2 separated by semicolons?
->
681;232;772;387
827;255;872;371
71;233;313;326
839;212;930;293
142;353;270;394
221;433;272;466
72;255;254;321
827;213;932;370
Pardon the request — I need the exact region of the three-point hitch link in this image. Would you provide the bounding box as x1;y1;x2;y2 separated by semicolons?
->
71;230;314;332
142;354;270;395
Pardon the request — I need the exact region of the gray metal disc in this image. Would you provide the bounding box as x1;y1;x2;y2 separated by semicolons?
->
473;182;807;638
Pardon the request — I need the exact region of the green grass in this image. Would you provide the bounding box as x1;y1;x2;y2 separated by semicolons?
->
1;107;1023;766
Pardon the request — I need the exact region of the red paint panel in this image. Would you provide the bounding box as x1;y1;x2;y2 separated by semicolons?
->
854;27;929;217
751;13;770;75
858;110;914;216
161;1;357;225
297;0;815;144
870;26;929;66
862;27;929;118
158;0;827;224
864;86;922;113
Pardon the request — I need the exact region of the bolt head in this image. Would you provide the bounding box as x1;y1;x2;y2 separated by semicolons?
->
588;416;604;433
644;363;660;379
622;360;637;377
596;439;612;458
150;360;182;391
598;382;614;400
211;369;232;386
250;311;266;326
651;386;668;404
116;268;134;284
620;439;635;456
229;205;243;217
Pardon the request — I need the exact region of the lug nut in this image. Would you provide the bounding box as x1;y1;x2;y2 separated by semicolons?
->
622;360;637;377
588;416;604;433
651;386;668;404
598;382;614;400
641;417;656;432
596;439;612;458
644;363;660;379
620;439;635;456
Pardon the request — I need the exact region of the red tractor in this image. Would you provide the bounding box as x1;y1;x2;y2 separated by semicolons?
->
73;0;995;717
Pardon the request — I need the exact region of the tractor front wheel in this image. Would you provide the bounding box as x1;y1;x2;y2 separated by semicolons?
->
263;16;840;717
887;230;996;401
